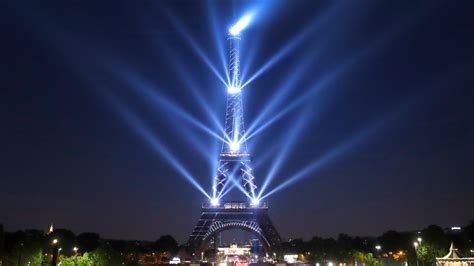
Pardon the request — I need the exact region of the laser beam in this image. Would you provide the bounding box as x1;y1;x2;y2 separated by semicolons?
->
163;8;228;87
106;93;211;199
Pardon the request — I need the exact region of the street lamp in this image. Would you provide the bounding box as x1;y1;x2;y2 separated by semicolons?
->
413;242;419;266
18;242;24;266
417;237;422;243
375;245;382;263
73;247;79;266
52;239;59;266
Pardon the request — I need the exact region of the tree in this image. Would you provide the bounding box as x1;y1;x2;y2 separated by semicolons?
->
59;252;95;266
77;232;100;252
77;252;95;266
90;243;122;266
416;243;446;266
421;225;448;250
379;230;409;252
155;235;178;254
48;228;77;256
337;234;355;262
464;221;474;239
0;224;4;259
3;241;43;266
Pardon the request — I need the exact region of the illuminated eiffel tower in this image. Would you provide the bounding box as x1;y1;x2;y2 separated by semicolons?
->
187;18;281;254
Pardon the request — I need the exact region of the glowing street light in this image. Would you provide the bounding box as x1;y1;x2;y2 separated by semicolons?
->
51;239;59;266
417;237;422;243
375;245;381;251
414;242;420;266
73;247;79;266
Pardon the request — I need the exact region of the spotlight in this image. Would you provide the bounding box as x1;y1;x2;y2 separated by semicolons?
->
210;198;219;206
251;198;260;206
230;141;240;151
227;85;241;94
229;13;253;36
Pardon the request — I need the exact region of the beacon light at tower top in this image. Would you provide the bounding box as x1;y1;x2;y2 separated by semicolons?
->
229;12;254;36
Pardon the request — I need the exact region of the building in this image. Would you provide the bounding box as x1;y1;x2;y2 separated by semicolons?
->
436;242;474;266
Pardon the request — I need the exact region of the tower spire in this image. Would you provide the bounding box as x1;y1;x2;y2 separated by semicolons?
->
213;29;257;201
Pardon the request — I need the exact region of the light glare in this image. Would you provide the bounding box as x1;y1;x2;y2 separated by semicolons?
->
251;198;260;206
227;85;241;94
229;13;253;36
211;198;219;206
230;141;240;151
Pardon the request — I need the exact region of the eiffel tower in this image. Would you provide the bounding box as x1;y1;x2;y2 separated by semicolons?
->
187;20;281;254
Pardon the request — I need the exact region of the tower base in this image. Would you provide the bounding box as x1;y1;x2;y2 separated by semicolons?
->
187;201;281;254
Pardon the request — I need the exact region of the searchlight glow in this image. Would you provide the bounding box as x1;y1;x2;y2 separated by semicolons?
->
229;13;253;36
227;85;241;94
210;198;220;206
230;141;240;151
251;198;260;206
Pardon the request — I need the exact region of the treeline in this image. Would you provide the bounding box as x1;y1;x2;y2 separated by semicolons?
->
275;221;474;265
0;221;473;265
0;225;179;265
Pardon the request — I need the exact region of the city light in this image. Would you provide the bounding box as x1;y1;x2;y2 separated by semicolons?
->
228;85;241;94
417;237;422;243
52;239;58;244
230;141;240;151
170;257;181;264
375;245;381;251
229;13;254;36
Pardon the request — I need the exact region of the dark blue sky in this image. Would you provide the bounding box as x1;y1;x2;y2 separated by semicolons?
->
1;0;473;242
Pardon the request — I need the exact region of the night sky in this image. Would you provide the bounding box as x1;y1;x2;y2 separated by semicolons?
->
1;0;473;243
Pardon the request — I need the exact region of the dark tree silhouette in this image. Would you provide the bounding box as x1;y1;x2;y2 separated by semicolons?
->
77;232;100;252
155;235;179;254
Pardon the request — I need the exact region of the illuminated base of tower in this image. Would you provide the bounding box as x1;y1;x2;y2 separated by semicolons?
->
187;201;281;255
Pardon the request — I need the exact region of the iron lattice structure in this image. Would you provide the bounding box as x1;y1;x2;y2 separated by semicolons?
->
214;34;257;199
187;202;281;253
187;31;281;254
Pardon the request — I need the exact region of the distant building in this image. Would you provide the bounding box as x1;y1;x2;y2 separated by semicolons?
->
218;244;251;256
436;242;474;266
